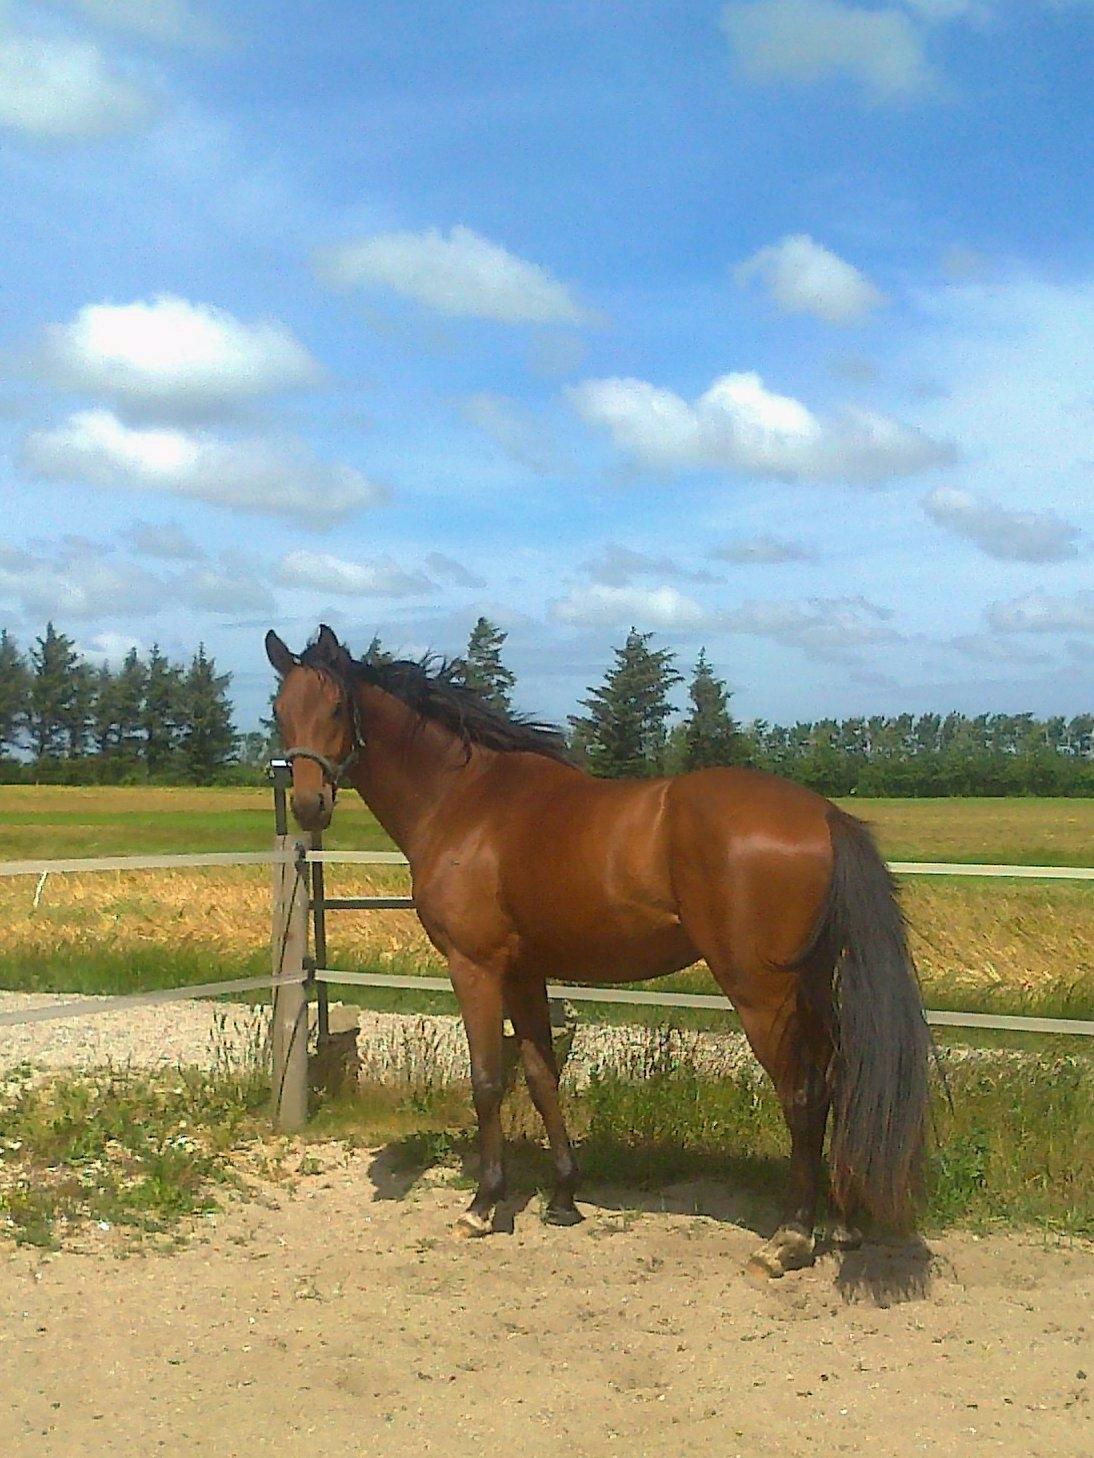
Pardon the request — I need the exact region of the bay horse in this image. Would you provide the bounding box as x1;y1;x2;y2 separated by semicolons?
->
266;624;930;1278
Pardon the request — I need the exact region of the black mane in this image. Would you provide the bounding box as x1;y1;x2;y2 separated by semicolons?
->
300;642;572;764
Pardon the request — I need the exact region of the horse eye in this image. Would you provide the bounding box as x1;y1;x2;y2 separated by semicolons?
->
331;703;343;719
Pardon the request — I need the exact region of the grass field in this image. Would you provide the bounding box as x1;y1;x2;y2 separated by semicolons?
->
0;786;1090;1024
2;784;1092;863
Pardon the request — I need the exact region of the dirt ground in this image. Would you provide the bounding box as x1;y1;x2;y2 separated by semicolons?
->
0;1147;1089;1458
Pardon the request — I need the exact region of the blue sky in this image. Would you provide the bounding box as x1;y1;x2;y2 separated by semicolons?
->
0;0;1091;731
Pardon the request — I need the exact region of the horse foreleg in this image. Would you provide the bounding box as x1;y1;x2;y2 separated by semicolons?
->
505;978;582;1226
449;957;506;1237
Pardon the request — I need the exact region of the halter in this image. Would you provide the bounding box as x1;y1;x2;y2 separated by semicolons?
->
283;679;366;794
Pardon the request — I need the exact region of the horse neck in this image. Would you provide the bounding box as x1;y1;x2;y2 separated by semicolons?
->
346;684;488;860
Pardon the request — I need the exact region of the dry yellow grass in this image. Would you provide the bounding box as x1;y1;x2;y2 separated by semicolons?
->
0;865;438;973
2;863;1088;1016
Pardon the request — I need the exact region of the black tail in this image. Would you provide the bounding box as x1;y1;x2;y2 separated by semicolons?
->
798;808;930;1226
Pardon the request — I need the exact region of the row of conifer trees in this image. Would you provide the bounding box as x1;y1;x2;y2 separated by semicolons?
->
1;618;1090;793
0;624;237;785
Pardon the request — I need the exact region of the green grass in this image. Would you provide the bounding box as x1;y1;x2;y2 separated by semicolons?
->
3;786;1092;865
832;795;1094;868
2;941;1088;1039
0;1059;271;1248
0;785;390;859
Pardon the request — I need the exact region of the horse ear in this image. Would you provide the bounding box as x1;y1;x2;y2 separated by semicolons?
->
315;623;353;674
265;630;296;677
315;623;340;659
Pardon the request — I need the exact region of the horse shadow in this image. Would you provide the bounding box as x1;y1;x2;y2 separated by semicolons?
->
364;1131;936;1305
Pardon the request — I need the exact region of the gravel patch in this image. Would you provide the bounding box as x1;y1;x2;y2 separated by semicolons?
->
0;991;1042;1088
0;991;761;1088
0;991;270;1077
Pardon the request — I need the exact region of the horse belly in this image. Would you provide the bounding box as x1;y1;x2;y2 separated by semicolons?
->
511;899;698;982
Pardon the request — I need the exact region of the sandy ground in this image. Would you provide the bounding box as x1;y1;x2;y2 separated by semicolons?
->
0;1146;1089;1458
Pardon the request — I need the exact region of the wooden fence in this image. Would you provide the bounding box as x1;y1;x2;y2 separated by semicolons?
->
1;768;1091;1131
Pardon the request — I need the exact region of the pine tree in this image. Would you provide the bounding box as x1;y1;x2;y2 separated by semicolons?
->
0;629;28;754
63;660;95;758
682;649;747;770
115;648;147;762
178;644;236;784
142;644;182;775
362;634;394;668
457;617;516;714
28;622;79;759
91;662;119;755
570;627;682;778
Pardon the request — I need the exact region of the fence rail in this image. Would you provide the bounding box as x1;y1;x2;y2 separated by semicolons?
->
1;848;1091;1041
3;849;1093;880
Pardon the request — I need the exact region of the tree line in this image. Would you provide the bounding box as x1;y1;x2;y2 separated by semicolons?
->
2;618;1090;794
0;624;237;785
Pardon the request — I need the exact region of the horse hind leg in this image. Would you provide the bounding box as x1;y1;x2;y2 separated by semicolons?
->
707;957;835;1278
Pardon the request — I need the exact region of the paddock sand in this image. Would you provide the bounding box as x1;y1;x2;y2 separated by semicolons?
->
0;1146;1089;1458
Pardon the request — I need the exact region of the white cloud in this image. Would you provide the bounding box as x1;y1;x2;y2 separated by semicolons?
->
986;591;1094;635
316;225;592;326
570;370;950;483
901;1;990;19
21;410;384;525
57;1;223;49
0;22;154;139
711;534;816;562
179;565;273;613
74;631;147;668
724;596;898;660
736;234;884;323
37;295;322;418
126;519;204;560
923;486;1082;562
552;583;708;629
584;544;720;587
425;552;485;589
462;393;564;473
0;543;158;620
949;634;1052;666
721;1;935;101
276;551;433;598
939;244;993;281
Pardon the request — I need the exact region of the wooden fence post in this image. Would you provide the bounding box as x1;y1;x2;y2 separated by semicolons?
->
310;829;330;1046
271;829;309;1132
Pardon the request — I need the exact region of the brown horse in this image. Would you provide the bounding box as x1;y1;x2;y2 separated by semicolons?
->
266;624;930;1277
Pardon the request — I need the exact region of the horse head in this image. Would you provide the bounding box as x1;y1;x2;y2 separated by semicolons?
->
265;624;361;831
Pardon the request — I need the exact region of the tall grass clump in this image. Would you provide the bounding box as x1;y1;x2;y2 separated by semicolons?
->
927;1054;1092;1235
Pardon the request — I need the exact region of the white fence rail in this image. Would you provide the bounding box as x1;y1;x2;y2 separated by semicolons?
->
3;849;1093;880
1;849;1091;1040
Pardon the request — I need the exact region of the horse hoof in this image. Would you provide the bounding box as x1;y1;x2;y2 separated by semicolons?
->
544;1205;584;1227
747;1226;815;1279
829;1222;863;1251
746;1253;784;1282
453;1211;492;1239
